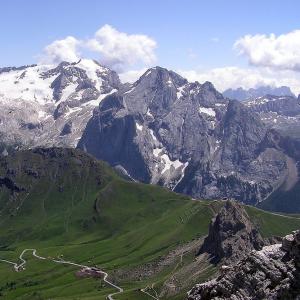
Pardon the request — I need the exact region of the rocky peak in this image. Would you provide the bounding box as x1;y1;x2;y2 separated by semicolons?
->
198;200;265;263
138;67;187;88
188;230;300;300
79;67;297;207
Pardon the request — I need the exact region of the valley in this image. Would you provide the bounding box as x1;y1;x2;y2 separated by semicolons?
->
0;148;299;299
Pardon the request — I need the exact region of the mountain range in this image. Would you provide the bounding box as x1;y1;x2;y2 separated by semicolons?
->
223;85;295;101
0;60;299;212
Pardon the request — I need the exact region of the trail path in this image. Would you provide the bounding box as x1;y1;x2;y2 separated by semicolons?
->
140;286;159;299
0;249;123;300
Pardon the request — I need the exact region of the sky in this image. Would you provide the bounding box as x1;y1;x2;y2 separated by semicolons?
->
2;0;300;94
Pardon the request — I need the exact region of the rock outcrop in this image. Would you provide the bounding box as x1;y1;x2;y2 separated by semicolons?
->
198;200;265;263
188;230;300;300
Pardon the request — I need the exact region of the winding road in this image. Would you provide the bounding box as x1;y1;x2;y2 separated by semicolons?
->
0;249;123;300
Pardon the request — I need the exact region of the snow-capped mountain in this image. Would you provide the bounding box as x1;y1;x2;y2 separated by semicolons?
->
223;86;295;101
245;94;300;140
0;61;299;210
78;67;300;206
0;59;121;148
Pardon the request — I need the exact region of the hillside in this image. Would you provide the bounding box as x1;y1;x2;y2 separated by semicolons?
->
0;148;299;299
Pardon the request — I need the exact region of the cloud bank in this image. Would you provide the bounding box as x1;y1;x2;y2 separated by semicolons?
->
39;24;157;71
40;36;81;64
235;30;300;71
39;27;300;95
178;67;300;95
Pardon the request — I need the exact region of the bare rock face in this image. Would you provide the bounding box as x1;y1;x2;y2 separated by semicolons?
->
198;200;265;263
1;62;299;212
245;94;300;140
188;230;300;300
78;67;299;208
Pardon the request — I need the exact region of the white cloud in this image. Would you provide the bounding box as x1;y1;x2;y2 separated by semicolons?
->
86;24;157;71
119;68;148;83
39;36;81;64
235;30;300;71
178;67;300;95
39;25;157;71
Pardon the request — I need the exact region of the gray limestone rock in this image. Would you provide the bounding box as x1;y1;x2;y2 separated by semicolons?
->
187;230;300;300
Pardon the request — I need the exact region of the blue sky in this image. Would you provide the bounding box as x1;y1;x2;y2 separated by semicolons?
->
2;0;300;93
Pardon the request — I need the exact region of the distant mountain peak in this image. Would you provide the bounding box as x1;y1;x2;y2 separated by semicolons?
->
0;59;122;148
223;85;295;101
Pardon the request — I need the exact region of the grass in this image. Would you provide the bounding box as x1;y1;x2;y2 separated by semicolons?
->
245;205;300;237
0;148;299;299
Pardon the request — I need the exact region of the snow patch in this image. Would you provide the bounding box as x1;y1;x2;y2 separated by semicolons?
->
144;70;151;77
199;106;216;117
64;106;82;118
0;64;55;105
76;59;105;91
124;85;136;94
172;161;189;190
166;79;173;86
82;89;117;107
146;108;153;118
177;85;185;99
153;148;163;157
153;148;187;174
57;83;77;104
136;122;143;131
149;129;158;141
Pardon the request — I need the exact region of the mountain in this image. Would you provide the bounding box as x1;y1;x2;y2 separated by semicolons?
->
1;62;299;212
223;85;295;101
0;59;121;149
78;67;300;210
0;148;300;299
245;94;300;140
188;229;300;300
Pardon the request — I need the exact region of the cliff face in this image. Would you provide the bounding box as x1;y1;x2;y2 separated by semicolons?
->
77;67;300;211
188;230;300;300
198;200;265;263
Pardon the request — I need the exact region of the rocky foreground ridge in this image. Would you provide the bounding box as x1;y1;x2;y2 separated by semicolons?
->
198;200;265;264
188;201;300;300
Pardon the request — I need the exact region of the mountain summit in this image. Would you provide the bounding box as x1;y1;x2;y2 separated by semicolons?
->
0;59;121;148
78;67;300;209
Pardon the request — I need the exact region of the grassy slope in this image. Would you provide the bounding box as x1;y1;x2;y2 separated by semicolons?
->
0;149;299;299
